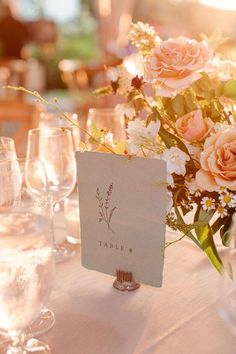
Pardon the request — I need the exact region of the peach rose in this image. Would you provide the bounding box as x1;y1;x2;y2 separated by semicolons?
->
176;109;213;142
196;126;236;191
145;37;212;97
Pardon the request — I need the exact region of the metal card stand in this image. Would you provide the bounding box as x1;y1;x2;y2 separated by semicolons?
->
113;270;140;291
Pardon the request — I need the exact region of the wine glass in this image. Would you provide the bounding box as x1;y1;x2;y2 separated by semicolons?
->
0;136;17;160
39;112;81;246
39;111;81;151
0;158;22;207
26;127;77;263
86;108;126;149
0;205;55;353
0;158;56;337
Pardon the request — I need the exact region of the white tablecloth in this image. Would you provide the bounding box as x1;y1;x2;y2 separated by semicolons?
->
41;230;236;354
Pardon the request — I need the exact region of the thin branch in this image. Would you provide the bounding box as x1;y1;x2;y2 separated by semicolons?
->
165;234;186;248
3;85;115;154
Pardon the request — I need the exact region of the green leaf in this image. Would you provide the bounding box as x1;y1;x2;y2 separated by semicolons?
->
171;95;186;117
211;216;227;235
196;73;212;91
220;215;233;246
224;79;236;100
194;206;222;272
174;206;201;247
215;82;224;97
184;90;198;112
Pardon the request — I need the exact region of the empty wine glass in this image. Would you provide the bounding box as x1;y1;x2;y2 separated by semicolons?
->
0;206;55;353
39;111;80;151
27;127;77;263
0;136;17;161
87;108;126;150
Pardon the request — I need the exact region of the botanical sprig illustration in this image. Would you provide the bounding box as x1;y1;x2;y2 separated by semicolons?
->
96;183;117;233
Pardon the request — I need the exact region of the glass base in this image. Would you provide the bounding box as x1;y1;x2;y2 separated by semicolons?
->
0;309;55;343
66;235;80;245
25;308;55;337
53;242;76;263
2;338;51;353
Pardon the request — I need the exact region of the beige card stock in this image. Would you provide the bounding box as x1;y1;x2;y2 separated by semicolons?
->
76;151;166;287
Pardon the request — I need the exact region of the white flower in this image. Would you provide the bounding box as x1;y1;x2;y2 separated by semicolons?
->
167;173;174;187
162;147;190;176
126;119;160;154
107;65;133;95
188;178;202;197
126;120;145;140
107;67;119;82
200;197;216;211
212;58;236;81
166;190;173;212
213;123;229;133
216;206;228;218
127;141;140;155
219;193;236;208
145;121;160;140
186;144;201;162
115;104;136;119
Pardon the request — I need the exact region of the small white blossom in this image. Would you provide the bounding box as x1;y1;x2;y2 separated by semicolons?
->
107;65;133;95
107;67;119;82
167;173;174;187
216;206;228;218
127;141;140;155
126;120;145;140
166;190;173;212
187;178;202;197
126;119;160;154
145;121;161;140
162;147;190;176
201;197;216;211
213;123;229;133
115;104;136;119
219;193;236;208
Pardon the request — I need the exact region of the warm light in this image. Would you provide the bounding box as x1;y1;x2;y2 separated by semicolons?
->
123;54;144;77
199;0;236;11
98;0;111;17
117;13;132;47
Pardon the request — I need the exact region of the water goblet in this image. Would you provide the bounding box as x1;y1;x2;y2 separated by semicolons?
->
0;158;55;338
26;127;77;263
0;205;55;353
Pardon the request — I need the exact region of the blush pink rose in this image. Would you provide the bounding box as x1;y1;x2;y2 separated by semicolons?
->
176;109;213;142
145;37;212;97
195;126;236;191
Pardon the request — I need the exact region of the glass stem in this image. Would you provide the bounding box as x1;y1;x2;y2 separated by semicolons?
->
7;330;25;354
50;202;57;246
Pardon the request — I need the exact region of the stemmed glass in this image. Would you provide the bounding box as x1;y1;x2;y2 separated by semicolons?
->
39;112;81;152
26;127;77;263
0;136;17;160
87;108;126;150
0;158;55;337
0;205;55;353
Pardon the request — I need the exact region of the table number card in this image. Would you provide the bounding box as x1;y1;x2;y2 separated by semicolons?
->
76;151;167;287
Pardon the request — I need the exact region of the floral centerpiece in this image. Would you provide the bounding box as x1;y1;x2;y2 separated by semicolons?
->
6;22;236;272
93;22;236;272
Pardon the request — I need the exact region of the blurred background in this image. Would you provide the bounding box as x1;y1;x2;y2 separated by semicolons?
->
0;0;235;154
